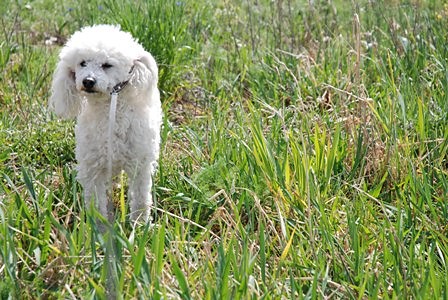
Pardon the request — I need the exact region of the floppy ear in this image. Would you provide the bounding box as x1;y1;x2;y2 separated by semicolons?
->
48;60;82;119
131;51;159;89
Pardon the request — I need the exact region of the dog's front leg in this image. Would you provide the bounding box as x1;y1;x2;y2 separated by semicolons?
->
81;177;110;222
127;165;153;223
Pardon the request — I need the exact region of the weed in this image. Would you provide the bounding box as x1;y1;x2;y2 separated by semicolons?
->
0;0;447;298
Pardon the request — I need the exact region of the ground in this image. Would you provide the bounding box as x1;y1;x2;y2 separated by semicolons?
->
0;0;447;298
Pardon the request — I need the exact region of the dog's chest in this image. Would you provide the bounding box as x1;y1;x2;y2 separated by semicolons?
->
76;103;149;161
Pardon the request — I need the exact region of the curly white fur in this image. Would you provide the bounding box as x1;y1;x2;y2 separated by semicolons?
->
49;25;162;223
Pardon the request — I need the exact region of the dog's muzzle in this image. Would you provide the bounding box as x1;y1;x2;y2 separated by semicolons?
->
82;77;97;93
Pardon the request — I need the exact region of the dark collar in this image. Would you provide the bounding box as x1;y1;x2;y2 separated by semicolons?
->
110;65;135;95
110;80;129;95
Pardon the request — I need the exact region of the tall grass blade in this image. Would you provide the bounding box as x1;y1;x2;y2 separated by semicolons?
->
259;221;266;285
170;253;191;299
133;223;151;277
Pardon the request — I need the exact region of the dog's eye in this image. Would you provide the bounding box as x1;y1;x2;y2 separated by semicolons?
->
80;61;87;67
102;63;113;69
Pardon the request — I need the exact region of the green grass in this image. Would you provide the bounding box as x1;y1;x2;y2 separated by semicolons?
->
1;0;447;298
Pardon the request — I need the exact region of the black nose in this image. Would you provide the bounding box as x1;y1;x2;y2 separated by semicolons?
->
82;77;96;90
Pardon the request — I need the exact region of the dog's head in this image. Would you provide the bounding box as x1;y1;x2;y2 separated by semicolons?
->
49;25;158;118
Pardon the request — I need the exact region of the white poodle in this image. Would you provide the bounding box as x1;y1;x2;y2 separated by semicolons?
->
49;25;162;223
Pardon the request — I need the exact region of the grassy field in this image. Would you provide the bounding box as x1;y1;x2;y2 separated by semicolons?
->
1;0;447;298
